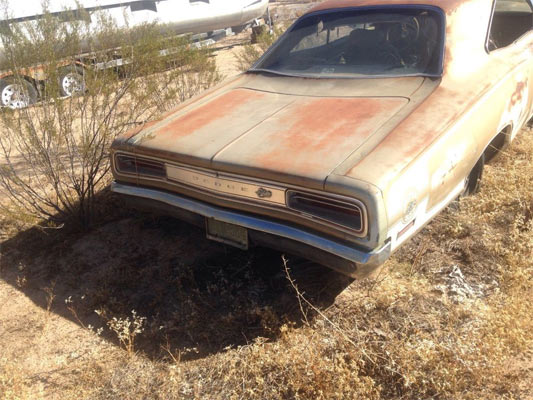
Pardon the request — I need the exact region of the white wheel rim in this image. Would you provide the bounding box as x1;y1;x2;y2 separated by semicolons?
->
62;73;85;97
2;83;30;109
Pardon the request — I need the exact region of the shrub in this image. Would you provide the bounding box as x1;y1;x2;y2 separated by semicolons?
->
0;6;219;228
235;25;286;71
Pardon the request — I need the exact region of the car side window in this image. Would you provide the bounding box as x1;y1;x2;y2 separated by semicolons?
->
488;0;533;51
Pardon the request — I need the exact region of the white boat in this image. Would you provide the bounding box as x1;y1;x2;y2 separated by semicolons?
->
0;0;270;108
1;0;269;35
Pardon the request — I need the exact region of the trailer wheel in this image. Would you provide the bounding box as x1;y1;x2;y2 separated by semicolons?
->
58;66;86;97
0;77;38;109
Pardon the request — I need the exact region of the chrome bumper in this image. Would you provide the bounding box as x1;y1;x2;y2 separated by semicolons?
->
111;182;391;278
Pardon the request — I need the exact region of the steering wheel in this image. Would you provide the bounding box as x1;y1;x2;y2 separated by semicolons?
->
385;18;420;50
329;49;349;64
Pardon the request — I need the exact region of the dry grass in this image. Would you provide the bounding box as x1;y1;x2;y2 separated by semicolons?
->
8;4;533;398
0;9;531;393
1;127;532;399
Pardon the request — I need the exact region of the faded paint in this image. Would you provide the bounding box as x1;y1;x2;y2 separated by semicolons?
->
222;97;407;181
119;118;163;141
111;0;533;263
153;89;264;140
128;88;296;167
308;0;467;15
127;89;408;187
118;74;245;143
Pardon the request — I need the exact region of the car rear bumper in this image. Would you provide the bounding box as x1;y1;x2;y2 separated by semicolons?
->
111;182;391;278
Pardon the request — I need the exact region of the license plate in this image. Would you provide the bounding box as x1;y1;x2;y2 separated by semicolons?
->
206;218;248;250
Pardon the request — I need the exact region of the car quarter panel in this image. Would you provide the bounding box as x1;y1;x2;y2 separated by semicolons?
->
492;31;533;141
342;0;533;241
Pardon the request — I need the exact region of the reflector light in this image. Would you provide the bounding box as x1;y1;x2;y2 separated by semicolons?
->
115;154;166;178
287;191;364;233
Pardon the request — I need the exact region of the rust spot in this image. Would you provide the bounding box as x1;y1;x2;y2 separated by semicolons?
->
509;80;528;111
120;118;163;140
154;89;264;140
255;97;404;174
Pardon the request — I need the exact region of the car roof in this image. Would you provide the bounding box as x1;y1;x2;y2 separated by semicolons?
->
306;0;472;15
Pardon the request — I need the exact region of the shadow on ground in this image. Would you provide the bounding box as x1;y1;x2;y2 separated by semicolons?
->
0;189;352;361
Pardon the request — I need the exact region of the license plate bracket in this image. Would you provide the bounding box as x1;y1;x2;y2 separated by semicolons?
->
206;218;249;250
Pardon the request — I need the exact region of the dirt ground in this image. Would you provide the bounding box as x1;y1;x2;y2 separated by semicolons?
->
1;2;533;399
0;3;331;399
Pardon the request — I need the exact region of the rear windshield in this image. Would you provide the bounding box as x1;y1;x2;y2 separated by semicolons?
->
251;7;445;78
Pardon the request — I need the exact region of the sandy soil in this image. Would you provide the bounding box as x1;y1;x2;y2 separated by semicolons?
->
0;278;116;399
0;6;329;398
1;2;532;398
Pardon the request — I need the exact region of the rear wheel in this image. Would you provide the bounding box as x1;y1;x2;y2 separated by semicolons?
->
0;77;38;109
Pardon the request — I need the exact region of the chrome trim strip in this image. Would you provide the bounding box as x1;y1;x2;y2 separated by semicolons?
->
112;150;369;237
166;164;286;205
111;182;390;266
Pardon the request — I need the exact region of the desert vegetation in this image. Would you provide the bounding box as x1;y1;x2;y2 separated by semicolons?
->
1;126;532;399
1;2;533;399
235;24;283;71
0;10;219;228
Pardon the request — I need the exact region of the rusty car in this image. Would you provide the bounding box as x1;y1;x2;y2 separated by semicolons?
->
110;0;533;278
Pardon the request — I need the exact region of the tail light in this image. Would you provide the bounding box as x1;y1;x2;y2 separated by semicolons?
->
287;191;364;233
114;154;166;178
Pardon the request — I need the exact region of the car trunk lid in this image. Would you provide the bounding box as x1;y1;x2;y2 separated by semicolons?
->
128;76;418;189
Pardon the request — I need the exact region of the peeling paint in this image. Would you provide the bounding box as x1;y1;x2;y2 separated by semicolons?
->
154;89;265;140
251;97;407;177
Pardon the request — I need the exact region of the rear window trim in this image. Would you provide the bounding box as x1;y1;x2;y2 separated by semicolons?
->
250;4;447;78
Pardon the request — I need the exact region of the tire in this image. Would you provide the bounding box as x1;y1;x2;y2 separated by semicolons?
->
58;66;86;97
0;76;38;109
463;153;485;196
